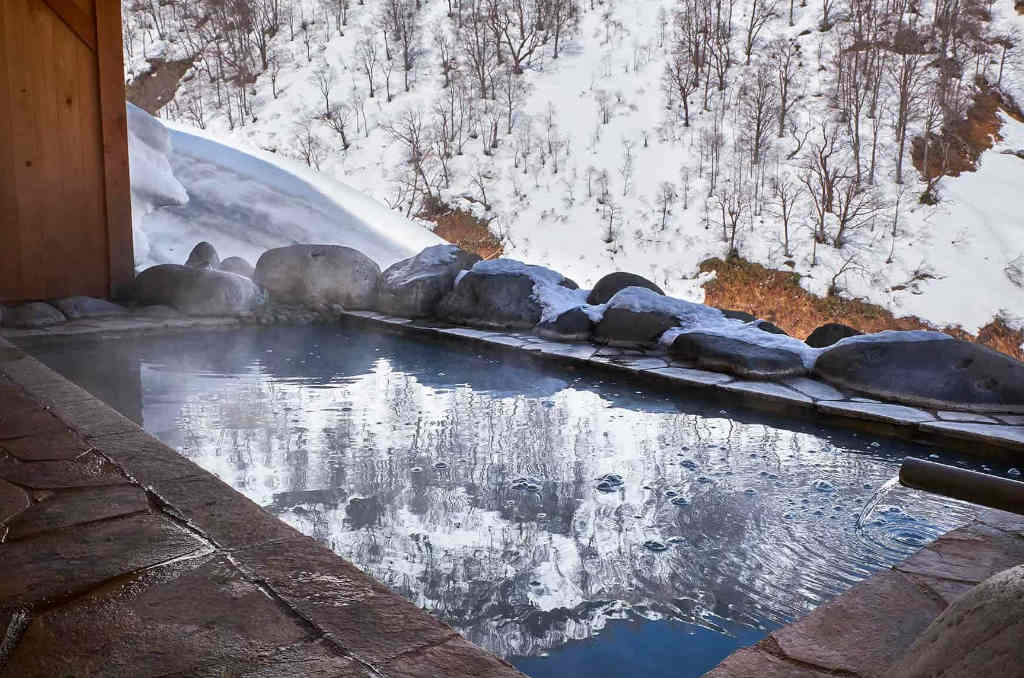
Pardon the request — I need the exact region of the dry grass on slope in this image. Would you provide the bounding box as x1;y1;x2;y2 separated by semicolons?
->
701;257;1024;361
426;209;504;260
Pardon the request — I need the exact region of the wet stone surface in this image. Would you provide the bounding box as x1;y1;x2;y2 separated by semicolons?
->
2;554;316;678
0;430;91;461
4;485;150;541
0;512;209;607
0;451;128;490
0;477;30;524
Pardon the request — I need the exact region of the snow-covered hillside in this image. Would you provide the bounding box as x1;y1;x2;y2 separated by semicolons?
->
124;0;1024;335
126;103;443;270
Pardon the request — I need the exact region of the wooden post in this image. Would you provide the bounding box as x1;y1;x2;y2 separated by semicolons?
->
95;0;135;299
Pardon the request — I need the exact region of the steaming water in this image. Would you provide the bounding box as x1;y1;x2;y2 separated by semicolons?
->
25;326;985;677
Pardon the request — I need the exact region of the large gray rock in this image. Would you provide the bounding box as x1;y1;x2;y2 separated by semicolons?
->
806;322;862;348
133;264;265;316
2;302;66;328
52;297;129;320
593;287;723;347
376;245;481;318
436;259;578;330
885;564;1024;678
219;256;254;279
254;245;380;310
587;272;664;305
536;307;594;341
669;332;807;379
185;241;220;269
814;332;1024;412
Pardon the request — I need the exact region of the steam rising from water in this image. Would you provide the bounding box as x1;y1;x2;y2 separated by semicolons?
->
28;327;978;666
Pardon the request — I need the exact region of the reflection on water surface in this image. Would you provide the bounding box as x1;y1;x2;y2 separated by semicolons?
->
28;326;979;677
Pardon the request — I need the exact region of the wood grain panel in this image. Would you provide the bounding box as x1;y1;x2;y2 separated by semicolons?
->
0;0;131;303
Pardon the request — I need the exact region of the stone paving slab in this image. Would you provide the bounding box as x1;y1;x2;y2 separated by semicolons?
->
647;366;735;387
704;644;835;678
816;400;936;426
770;569;946;678
0;512;210;608
704;509;1024;677
0;430;91;461
919;420;1024;451
233;537;460;666
719;381;814;408
0;452;129;489
5;485;150;541
2;554;316;678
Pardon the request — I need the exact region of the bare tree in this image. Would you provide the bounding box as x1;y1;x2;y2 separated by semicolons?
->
740;64;778;166
355;37;380;98
657;181;677;230
769;38;799;138
743;0;778;65
772;172;802;257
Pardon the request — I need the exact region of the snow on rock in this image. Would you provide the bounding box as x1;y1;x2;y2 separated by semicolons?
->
437;258;588;330
128;106;443;271
377;244;481;318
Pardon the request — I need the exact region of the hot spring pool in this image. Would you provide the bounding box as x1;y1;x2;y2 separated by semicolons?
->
25;325;981;677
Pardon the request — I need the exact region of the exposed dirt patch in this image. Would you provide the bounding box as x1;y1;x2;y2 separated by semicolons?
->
126;58;195;115
701;257;1023;360
425;209;503;260
912;85;1024;180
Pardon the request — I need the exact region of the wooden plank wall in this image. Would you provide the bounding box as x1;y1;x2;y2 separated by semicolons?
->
0;0;133;303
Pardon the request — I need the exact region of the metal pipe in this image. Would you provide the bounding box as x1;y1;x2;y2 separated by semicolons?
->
900;458;1024;516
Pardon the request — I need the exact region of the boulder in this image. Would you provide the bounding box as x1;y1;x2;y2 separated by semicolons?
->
52;296;129;320
184;241;220;269
587;272;664;305
1;302;66;328
536;307;594;341
219;256;255;279
669;332;807;379
376;244;481;318
806;322;862;348
814;332;1024;412
254;245;380;310
133;264;265;316
436;259;578;330
885;564;1024;678
593;287;723;347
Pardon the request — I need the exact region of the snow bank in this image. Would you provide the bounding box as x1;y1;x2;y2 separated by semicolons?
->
128;107;443;271
126;103;189;266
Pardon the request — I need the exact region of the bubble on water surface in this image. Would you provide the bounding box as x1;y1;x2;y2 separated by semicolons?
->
410;466;423;473
680;460;698;470
670;496;689;506
1009;468;1022;477
812;480;834;492
643;540;667;552
433;462;449;471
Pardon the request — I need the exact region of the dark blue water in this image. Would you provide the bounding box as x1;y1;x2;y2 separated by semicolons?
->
25;326;981;676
